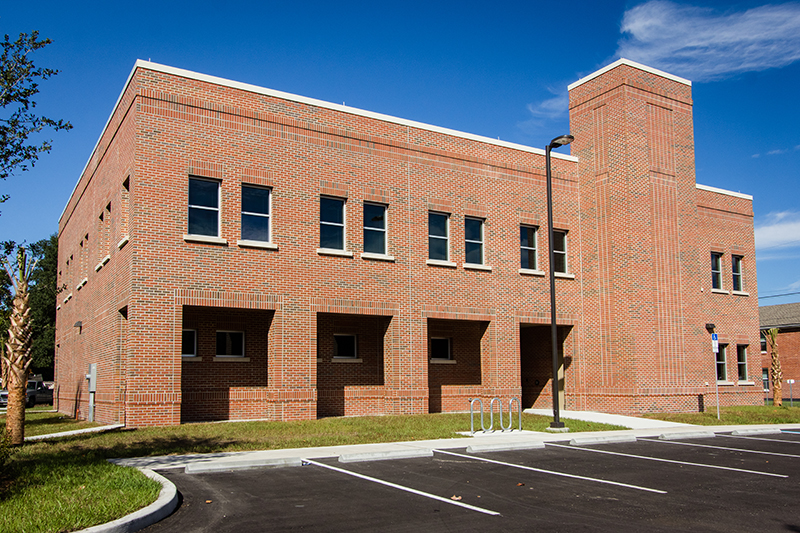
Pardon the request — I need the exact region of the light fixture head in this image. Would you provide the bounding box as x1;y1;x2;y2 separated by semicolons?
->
549;134;574;149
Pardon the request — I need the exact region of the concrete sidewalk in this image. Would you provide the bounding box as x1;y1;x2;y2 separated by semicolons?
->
524;408;693;428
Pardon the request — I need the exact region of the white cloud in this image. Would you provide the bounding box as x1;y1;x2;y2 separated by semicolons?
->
767;149;788;155
755;210;800;251
789;279;800;290
617;1;800;81
519;88;569;135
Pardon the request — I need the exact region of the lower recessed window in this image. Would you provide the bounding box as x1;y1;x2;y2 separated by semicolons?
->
334;334;357;358
182;330;197;356
715;344;727;382
216;331;245;357
737;345;748;381
430;337;452;360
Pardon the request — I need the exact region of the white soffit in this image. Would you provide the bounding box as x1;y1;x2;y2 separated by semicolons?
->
696;183;753;200
568;58;692;91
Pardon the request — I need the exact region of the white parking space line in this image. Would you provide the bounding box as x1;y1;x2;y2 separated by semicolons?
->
546;443;787;478
640;438;800;459
719;434;800;445
433;449;666;494
301;459;501;516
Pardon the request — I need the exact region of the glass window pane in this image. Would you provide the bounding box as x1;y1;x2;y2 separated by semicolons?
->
429;237;447;260
521;226;535;248
335;335;356;358
216;331;244;356
429;213;447;237
321;198;344;224
553;231;566;252
321;225;344;249
242;214;270;241
521;249;536;270
364;204;385;230
189;179;218;208
364;229;385;254
431;338;450;359
242;186;269;214
553;253;567;274
188;208;218;236
465;218;482;241
181;331;195;356
465;242;482;264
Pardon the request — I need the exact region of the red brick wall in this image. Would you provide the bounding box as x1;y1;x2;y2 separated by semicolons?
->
55;60;761;427
762;328;800;399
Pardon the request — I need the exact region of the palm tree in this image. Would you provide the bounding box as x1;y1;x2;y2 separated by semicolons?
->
765;328;782;407
2;247;36;445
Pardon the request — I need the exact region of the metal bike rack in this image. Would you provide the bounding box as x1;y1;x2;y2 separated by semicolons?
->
469;397;522;435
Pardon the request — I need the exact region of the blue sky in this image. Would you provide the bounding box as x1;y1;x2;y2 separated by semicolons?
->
1;0;799;304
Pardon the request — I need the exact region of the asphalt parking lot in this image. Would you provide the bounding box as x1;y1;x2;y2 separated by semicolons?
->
142;430;800;533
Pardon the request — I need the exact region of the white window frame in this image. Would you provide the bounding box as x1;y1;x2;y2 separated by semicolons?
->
240;184;272;244
319;196;347;252
553;229;568;274
333;334;358;359
716;343;727;382
181;329;197;357
430;337;452;361
520;225;538;271
464;217;485;266
731;255;743;292
428;211;450;263
216;330;245;357
187;177;221;237
363;202;387;255
711;252;723;290
736;345;748;382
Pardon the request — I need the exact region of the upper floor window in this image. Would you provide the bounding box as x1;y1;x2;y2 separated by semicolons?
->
553;230;568;273
732;255;743;292
520;225;538;270
188;178;220;237
464;217;484;265
241;185;271;242
428;212;449;261
760;331;767;353
711;252;723;290
320;197;345;250
363;203;387;255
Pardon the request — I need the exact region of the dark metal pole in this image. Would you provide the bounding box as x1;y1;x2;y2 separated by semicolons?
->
546;143;564;429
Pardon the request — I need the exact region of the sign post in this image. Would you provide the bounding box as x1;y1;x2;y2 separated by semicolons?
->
712;333;720;420
788;379;795;407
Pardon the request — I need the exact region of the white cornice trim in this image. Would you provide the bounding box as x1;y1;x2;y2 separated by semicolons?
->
568;58;692;91
696;183;753;200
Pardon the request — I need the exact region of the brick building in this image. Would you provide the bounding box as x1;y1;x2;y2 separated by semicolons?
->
55;58;762;427
760;303;800;399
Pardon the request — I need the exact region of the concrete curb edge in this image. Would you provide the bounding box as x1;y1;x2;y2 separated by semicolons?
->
77;469;178;533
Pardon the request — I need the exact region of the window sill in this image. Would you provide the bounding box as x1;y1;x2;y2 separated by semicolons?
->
184;234;228;245
464;263;492;271
213;356;250;362
430;358;456;364
182;355;201;361
716;381;735;386
117;235;130;249
518;268;545;276
331;357;362;363
317;248;353;257
737;381;755;386
731;290;749;297
711;288;728;295
426;259;457;268
554;272;576;279
238;240;278;250
361;252;395;262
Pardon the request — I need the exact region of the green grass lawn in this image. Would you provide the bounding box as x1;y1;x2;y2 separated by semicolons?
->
0;410;622;533
642;404;800;425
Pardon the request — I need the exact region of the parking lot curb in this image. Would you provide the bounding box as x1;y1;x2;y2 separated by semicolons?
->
466;441;546;453
570;435;637;446
339;448;433;463
731;428;783;436
659;431;716;440
185;456;302;474
76;469;178;533
25;423;125;442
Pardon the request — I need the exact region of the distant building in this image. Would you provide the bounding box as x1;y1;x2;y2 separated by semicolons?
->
55;59;761;427
760;303;800;398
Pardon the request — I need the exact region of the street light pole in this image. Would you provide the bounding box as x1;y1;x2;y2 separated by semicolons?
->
546;134;574;429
